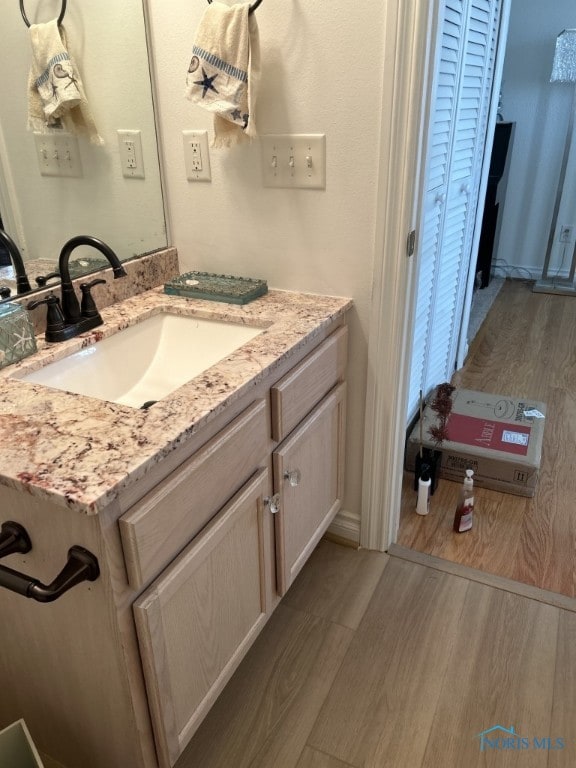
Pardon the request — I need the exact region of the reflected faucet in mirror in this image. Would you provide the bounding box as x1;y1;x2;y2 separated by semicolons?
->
0;229;32;295
28;235;127;343
35;272;60;288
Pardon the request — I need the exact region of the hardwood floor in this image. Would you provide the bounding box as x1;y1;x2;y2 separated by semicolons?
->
398;279;576;597
176;539;576;768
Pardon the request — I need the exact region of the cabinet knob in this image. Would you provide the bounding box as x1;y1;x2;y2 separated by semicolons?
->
264;493;281;515
435;192;446;205
283;469;302;487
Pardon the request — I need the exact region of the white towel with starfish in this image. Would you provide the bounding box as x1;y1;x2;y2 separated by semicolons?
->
28;20;103;145
185;2;260;147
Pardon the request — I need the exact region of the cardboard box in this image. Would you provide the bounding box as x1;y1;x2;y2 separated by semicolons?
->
0;720;45;767
405;388;546;497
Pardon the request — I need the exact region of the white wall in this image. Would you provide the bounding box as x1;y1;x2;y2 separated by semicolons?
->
0;0;166;262
497;0;576;277
147;0;388;520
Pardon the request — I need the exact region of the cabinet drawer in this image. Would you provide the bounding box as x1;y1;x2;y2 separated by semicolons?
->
270;326;347;442
119;399;268;589
133;469;269;768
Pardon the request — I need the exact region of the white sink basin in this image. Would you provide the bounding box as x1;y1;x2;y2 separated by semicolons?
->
20;313;263;408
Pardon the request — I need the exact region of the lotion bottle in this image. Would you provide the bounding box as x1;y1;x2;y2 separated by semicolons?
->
453;469;474;532
416;470;431;516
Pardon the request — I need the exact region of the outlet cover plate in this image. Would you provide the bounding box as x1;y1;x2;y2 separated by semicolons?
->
118;129;145;179
183;130;212;182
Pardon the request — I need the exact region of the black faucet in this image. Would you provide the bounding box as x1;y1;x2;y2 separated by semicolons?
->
58;235;127;325
28;235;127;343
0;229;32;295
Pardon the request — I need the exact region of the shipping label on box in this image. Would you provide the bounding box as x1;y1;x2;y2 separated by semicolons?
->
406;389;546;496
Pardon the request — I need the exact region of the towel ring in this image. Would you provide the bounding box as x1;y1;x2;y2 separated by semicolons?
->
20;0;67;27
207;0;263;15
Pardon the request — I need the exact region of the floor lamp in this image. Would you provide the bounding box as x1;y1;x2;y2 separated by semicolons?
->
534;29;576;296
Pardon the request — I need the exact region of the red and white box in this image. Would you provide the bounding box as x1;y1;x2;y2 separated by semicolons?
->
405;388;546;497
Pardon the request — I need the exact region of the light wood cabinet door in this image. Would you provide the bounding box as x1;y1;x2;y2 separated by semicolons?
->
120;399;268;590
133;468;269;768
273;383;346;595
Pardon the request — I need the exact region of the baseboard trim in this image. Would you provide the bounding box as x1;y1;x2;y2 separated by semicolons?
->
532;278;576;296
327;508;361;548
388;544;576;612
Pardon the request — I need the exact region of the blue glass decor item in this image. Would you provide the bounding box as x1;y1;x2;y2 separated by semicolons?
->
0;302;37;368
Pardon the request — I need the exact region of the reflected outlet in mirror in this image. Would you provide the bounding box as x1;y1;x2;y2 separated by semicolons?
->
18;313;263;408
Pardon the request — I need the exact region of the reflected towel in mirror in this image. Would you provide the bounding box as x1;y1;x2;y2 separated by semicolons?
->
27;19;103;145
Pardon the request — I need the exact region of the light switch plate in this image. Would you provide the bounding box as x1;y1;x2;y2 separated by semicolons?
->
34;133;82;177
260;134;326;189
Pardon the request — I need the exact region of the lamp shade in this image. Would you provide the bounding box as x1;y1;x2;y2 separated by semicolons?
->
551;28;576;83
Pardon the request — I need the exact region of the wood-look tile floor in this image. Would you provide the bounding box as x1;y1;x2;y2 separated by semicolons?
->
176;539;576;768
397;279;576;598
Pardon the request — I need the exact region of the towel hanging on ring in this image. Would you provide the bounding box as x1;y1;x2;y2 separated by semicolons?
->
185;2;260;147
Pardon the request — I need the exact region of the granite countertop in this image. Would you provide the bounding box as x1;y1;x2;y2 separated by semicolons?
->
0;288;351;515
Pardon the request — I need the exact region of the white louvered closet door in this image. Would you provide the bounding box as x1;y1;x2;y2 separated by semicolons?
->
453;0;502;369
407;0;501;421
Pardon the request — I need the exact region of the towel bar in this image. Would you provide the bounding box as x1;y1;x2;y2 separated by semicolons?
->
0;544;100;603
20;0;66;27
207;0;263;15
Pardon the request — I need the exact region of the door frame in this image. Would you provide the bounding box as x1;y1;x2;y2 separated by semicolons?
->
361;0;511;550
360;0;434;549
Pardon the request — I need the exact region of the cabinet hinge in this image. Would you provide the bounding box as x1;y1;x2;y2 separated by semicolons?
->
407;229;416;257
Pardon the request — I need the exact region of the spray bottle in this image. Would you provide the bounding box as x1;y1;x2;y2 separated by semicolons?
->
416;470;431;516
453;469;474;533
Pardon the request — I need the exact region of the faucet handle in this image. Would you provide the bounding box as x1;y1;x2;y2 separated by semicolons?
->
35;272;60;287
80;279;106;320
28;295;66;341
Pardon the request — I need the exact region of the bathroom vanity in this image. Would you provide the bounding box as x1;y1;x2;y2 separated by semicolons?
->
0;285;350;768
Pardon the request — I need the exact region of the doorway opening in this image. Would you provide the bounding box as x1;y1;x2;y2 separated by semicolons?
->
397;0;576;599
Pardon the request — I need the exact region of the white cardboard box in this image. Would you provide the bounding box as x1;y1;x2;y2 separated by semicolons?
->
0;720;45;768
405;388;546;497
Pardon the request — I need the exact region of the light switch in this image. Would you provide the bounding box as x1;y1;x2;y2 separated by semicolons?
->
183;130;211;182
260;134;326;189
34;133;82;177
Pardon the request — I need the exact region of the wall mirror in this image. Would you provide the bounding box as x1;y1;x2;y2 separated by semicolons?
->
0;0;167;301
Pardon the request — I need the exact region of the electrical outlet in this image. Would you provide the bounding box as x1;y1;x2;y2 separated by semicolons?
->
190;142;203;171
125;141;137;168
117;130;145;179
183;131;211;181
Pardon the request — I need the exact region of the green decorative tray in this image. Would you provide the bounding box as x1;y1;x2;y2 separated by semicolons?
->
164;271;268;304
